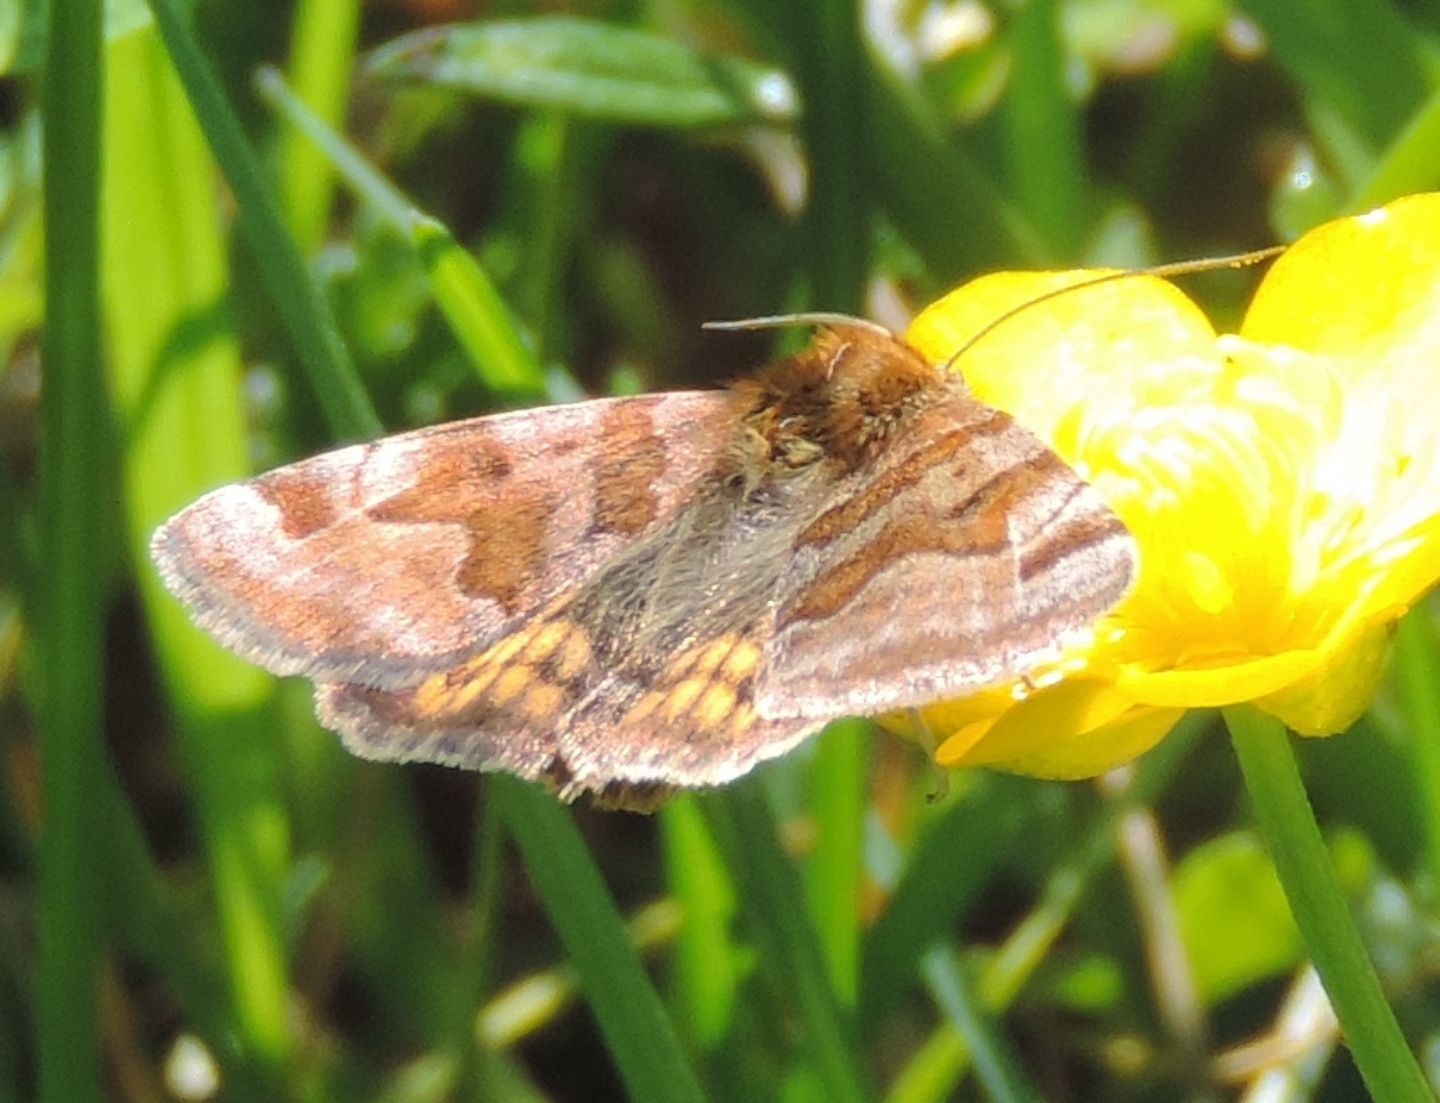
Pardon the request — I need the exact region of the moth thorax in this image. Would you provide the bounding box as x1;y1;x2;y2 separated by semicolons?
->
814;339;943;469
733;325;945;472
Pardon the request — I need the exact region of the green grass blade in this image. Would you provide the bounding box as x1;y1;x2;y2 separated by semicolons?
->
860;775;1033;1032
36;0;106;1095
490;776;706;1103
1002;0;1088;257
1393;604;1440;904
919;948;1044;1103
806;720;868;1007
771;0;872;1006
254;66;546;397
864;47;1047;276
412;218;547;398
725;0;1041;275
100;763;233;1062
979;722;1199;1009
365;17;797;130
704;783;871;1103
144;0;380;440
334;772;470;1044
280;0;360;254
1121;37;1219;209
494;112;606;365
105;25;295;1084
881;722;1199;1096
786;0;867;311
454;794;505;1093
659;794;740;1047
1225;705;1432;1101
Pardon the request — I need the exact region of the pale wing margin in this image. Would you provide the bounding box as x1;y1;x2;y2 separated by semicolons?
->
151;391;732;688
315;677;826;803
756;398;1135;720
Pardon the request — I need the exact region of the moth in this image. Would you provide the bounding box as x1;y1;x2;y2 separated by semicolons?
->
152;318;1135;809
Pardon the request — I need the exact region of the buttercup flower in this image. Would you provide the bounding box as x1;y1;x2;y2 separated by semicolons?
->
894;193;1440;778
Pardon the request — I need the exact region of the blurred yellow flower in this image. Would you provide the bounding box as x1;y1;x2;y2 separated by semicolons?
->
897;192;1440;778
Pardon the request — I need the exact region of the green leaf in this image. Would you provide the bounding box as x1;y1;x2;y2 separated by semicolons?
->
1242;0;1432;188
1173;831;1302;1004
365;17;798;130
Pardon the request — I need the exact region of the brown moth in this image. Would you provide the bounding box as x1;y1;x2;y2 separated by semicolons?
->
152;319;1135;809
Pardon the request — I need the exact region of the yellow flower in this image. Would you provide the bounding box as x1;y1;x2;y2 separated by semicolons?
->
895;193;1440;778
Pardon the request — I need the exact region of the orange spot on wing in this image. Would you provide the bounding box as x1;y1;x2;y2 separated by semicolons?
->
662;678;709;723
489;665;533;707
694;683;738;729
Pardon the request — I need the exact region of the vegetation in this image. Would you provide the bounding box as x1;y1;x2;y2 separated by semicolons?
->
5;0;1440;1099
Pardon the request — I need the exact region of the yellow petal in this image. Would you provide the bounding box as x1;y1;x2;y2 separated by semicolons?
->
1242;193;1440;392
1257;621;1395;736
910;270;1218;454
983;706;1186;779
1118;650;1322;709
930;675;1184;778
902;194;1440;774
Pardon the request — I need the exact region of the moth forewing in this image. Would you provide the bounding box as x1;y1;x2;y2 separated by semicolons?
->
152;323;1135;807
756;390;1135;721
149;391;734;688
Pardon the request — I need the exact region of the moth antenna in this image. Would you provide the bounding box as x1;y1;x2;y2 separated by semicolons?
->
703;312;893;337
823;335;857;381
943;245;1286;371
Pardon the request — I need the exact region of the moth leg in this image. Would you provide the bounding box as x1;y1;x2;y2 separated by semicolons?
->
906;707;951;804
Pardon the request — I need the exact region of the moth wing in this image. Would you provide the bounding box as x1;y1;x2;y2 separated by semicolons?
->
152;392;733;688
312;499;820;804
757;396;1136;719
315;665;820;810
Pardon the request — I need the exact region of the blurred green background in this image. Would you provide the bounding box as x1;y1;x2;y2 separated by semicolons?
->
5;0;1440;1100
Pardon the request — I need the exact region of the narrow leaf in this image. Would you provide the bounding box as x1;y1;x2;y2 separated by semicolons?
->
366;17;798;130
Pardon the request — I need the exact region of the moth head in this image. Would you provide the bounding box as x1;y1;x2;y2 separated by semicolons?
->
731;323;945;472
